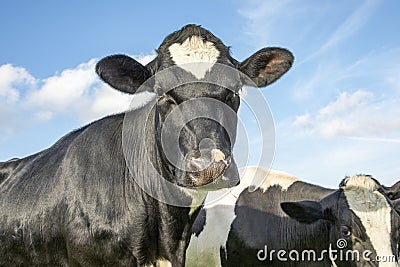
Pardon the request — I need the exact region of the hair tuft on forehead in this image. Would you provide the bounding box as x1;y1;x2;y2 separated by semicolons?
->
340;175;380;192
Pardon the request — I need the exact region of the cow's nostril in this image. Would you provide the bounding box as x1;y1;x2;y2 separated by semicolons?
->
189;159;229;187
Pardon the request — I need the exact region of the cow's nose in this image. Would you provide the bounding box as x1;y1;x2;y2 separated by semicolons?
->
189;149;230;171
188;149;231;188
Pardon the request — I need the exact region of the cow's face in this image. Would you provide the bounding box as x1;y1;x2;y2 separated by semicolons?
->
282;175;400;266
96;24;293;189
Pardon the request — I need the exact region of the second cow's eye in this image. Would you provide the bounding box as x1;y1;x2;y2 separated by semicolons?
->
341;225;352;237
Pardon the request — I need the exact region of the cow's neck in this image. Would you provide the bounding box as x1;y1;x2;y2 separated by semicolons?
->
125;103;205;263
283;217;331;253
281;184;335;264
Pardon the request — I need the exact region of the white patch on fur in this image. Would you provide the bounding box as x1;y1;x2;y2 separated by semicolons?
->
341;175;380;191
343;175;395;265
211;149;225;163
185;167;298;267
183;189;208;216
186;190;237;267
168;36;220;79
236;166;298;195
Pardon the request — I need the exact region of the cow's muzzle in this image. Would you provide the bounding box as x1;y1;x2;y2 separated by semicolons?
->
187;149;231;187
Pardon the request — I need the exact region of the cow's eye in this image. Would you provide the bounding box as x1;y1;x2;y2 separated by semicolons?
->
225;92;238;102
225;92;240;110
157;93;177;106
341;225;352;237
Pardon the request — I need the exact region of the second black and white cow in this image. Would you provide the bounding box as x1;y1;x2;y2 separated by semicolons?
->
0;25;293;266
187;167;400;266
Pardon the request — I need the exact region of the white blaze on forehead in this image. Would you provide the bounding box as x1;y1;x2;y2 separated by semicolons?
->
341;175;380;191
342;175;395;265
168;36;220;79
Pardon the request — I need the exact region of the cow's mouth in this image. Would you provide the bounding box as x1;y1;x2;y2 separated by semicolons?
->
187;160;227;187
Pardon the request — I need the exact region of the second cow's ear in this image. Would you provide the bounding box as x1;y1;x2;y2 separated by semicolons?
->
96;54;152;94
391;199;400;215
383;180;400;200
281;200;325;224
239;48;294;88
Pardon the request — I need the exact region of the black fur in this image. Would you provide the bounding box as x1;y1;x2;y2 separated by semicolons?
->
280;200;325;224
191;208;206;237
383;180;400;201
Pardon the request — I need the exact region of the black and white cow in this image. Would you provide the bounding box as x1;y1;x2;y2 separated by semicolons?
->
187;167;400;266
0;25;293;266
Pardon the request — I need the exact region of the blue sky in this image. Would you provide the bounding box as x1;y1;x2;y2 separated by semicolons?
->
1;0;399;187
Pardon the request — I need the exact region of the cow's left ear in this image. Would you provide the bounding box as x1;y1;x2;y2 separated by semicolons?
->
281;201;326;224
96;54;152;94
383;180;400;201
391;199;400;214
239;48;294;88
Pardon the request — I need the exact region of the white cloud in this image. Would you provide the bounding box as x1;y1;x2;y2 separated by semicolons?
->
275;116;400;187
292;89;400;138
81;84;132;122
348;136;400;143
0;64;36;103
292;113;312;128
0;54;156;139
34;111;54;121
27;59;98;111
135;54;156;65
318;90;373;117
274;133;400;187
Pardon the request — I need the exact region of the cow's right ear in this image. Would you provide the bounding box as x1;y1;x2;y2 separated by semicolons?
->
239;48;294;88
281;201;325;224
96;55;152;94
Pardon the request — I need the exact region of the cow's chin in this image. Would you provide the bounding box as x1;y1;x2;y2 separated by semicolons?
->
175;162;240;191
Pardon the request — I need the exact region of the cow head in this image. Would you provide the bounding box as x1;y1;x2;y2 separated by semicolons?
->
96;24;293;190
282;175;400;266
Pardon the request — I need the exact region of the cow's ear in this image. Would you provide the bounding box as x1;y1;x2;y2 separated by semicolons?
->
383;180;400;200
96;54;152;94
392;199;400;214
239;48;294;88
281;201;325;224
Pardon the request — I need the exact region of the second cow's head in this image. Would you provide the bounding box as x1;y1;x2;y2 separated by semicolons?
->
96;24;293;189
